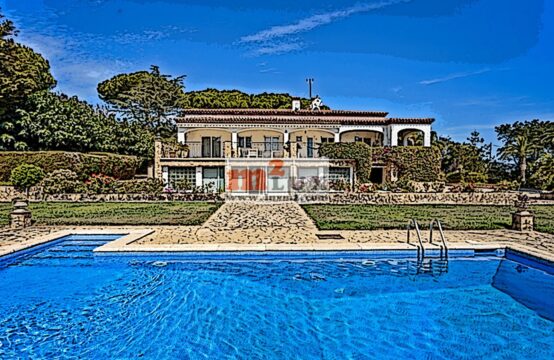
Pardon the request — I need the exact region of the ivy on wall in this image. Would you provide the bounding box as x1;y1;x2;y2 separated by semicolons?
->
319;142;373;183
320;144;442;185
373;147;442;182
0;151;140;182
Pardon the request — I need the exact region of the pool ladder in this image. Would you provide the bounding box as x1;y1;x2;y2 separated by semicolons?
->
407;218;449;260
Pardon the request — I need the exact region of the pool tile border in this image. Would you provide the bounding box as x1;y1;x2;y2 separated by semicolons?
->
0;228;154;258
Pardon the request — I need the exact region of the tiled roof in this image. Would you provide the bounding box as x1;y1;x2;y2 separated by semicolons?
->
176;109;434;125
180;108;389;117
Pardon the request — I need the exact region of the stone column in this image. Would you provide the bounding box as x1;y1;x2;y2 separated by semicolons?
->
290;142;298;158
154;140;163;179
177;128;186;144
10;199;32;229
390;126;399;147
423;126;432;147
231;130;238;158
511;194;534;231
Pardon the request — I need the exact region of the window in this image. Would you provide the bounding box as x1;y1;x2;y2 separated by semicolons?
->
203;167;225;192
238;136;252;148
296;136;303;142
168;167;196;189
201;137;221;157
320;137;334;143
329;167;351;181
370;167;384;184
264;136;280;151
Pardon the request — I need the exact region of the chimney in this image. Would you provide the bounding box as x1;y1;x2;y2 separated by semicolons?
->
292;99;301;111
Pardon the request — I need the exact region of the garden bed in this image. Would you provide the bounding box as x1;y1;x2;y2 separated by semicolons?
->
302;204;554;234
0;202;219;226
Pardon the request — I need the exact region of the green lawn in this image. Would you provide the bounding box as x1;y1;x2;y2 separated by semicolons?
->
0;202;219;226
302;204;554;234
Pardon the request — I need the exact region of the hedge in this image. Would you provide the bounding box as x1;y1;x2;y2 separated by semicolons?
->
0;151;140;181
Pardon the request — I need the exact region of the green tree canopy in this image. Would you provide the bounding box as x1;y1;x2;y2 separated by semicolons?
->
496;120;547;184
0;11;56;150
182;88;327;110
97;65;186;134
433;134;489;181
16;91;154;158
10;163;45;193
530;153;554;190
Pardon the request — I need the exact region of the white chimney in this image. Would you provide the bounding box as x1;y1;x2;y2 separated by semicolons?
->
292;99;301;111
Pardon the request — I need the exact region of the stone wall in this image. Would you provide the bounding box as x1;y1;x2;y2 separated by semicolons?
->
299;191;541;206
0;185;550;205
0;186;222;202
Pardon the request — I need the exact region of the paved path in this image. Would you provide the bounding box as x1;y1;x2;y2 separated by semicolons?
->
193;201;319;243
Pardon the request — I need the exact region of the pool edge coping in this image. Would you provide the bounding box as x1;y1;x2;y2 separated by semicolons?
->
0;229;154;259
2;229;554;265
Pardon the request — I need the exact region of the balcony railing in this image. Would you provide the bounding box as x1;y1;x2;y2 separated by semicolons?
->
295;142;322;158
236;142;284;158
158;140;383;160
160;141;224;159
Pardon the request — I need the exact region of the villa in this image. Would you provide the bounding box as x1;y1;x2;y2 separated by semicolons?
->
154;100;434;194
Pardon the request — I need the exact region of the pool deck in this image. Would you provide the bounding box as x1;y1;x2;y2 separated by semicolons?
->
1;202;554;262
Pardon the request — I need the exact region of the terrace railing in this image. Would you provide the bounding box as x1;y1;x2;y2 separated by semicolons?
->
160;142;224;159
236;142;284;158
295;142;322;158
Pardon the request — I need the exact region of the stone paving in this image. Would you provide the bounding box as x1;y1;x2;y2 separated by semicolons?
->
1;201;554;259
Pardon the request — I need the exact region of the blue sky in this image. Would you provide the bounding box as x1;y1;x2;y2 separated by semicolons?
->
1;0;553;144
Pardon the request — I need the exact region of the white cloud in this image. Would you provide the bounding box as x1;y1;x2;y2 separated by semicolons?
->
252;42;303;56
240;0;410;55
419;68;491;85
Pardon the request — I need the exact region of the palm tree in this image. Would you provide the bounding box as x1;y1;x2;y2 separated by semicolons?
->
497;124;541;184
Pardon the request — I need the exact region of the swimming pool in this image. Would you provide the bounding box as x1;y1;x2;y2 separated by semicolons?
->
0;235;553;359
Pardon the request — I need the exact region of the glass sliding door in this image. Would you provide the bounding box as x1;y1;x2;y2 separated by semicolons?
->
307;137;314;158
202;167;225;192
201;137;221;158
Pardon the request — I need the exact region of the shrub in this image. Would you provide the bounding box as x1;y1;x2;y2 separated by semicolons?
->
446;170;487;184
114;178;164;195
174;179;193;192
358;183;377;193
446;171;462;183
0;151;140;182
84;174;117;194
408;181;446;193
10;164;45;193
464;171;488;183
494;180;520;191
41;169;84;194
530;153;554;190
329;179;351;192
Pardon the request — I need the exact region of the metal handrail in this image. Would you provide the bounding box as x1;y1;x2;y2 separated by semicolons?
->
407;219;424;259
429;219;448;257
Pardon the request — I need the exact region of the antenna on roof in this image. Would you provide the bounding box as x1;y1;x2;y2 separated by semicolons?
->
305;78;314;99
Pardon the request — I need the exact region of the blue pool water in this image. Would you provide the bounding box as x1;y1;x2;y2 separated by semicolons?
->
0;235;553;359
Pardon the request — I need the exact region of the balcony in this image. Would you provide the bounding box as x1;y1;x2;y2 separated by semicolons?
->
157;140;381;160
159;141;224;159
295;142;322;158
236;142;284;158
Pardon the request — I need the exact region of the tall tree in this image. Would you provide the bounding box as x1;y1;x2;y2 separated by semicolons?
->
496;120;544;184
0;11;56;150
97;65;186;135
16;90;154;158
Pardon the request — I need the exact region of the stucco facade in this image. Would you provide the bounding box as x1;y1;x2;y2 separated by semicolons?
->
155;107;435;194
